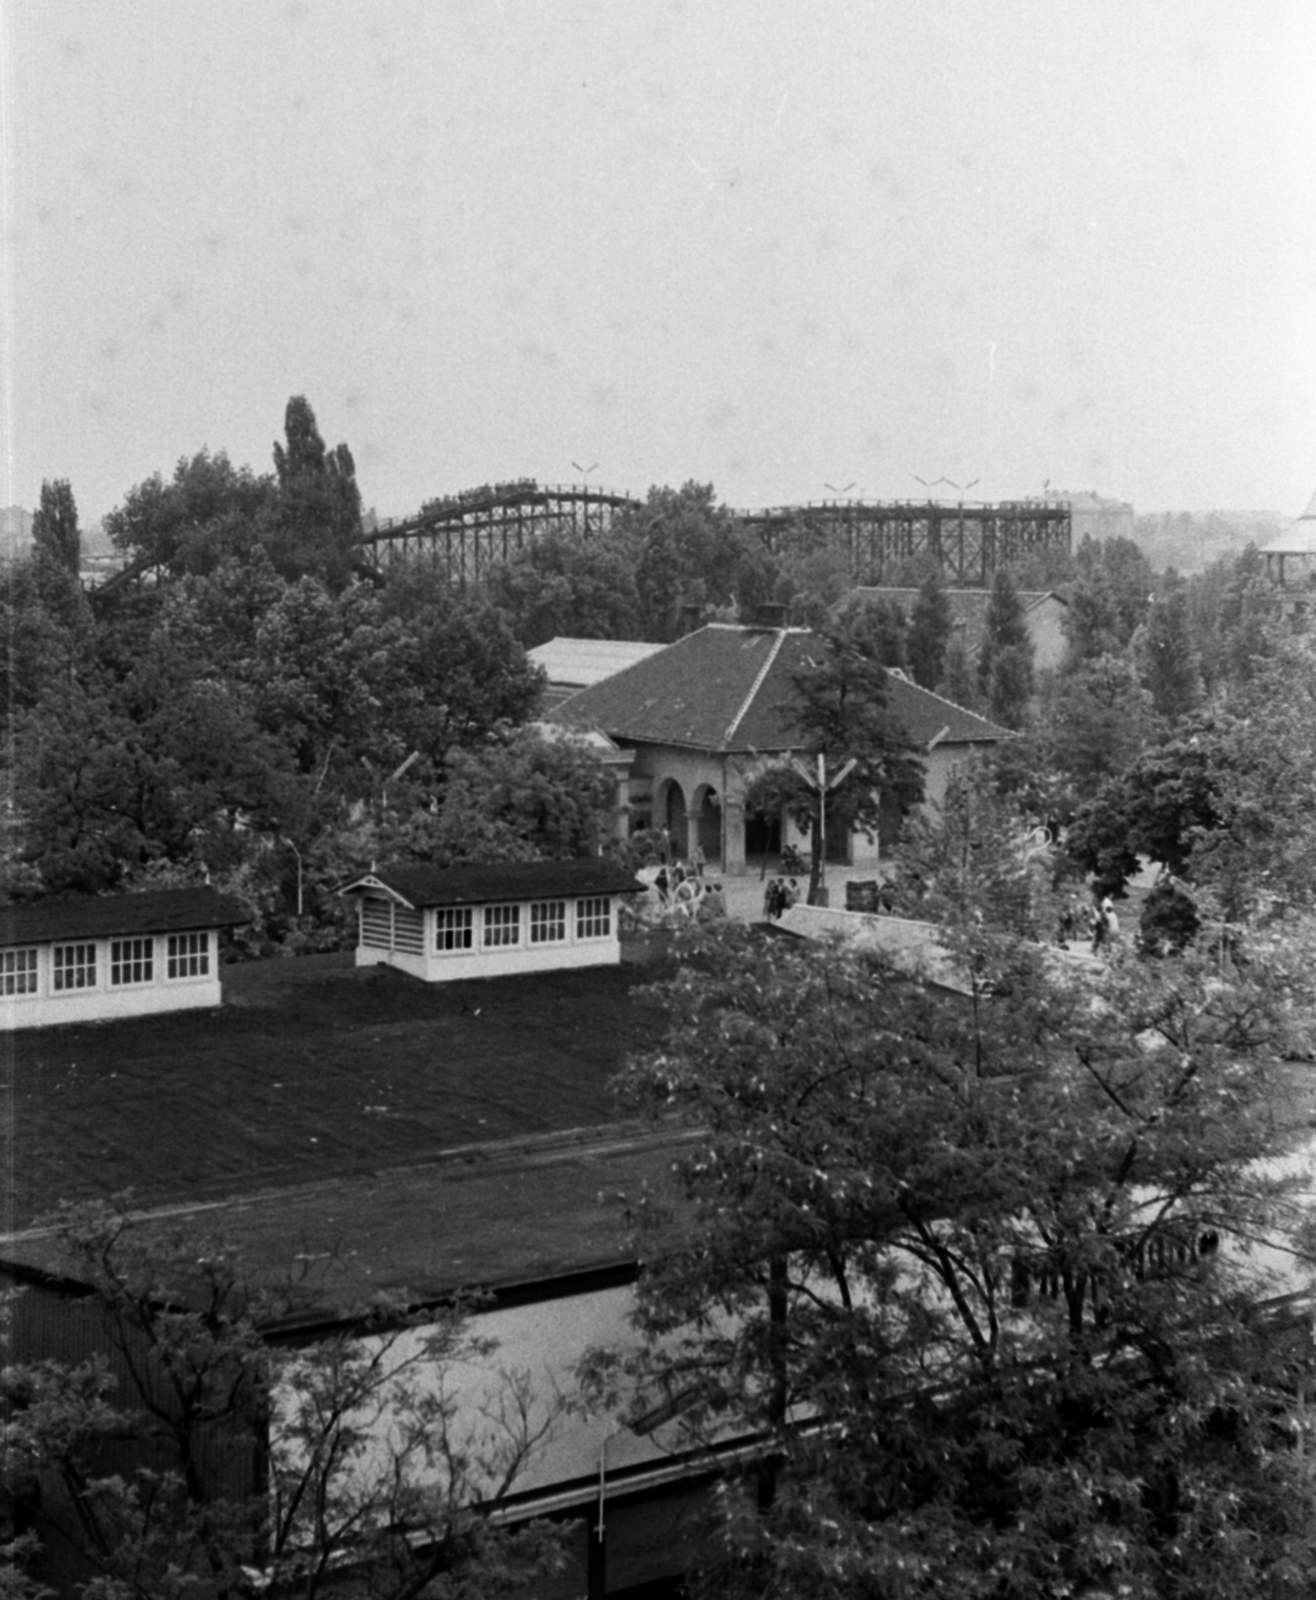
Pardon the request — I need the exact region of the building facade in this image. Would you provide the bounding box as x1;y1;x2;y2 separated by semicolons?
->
338;859;643;982
0;887;246;1030
551;624;1008;872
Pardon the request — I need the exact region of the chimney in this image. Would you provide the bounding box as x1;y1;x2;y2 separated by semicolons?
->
752;601;788;629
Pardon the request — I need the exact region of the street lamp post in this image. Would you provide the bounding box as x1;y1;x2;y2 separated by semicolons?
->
788;753;858;904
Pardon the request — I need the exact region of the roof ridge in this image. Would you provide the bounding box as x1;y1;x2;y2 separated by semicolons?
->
723;628;788;746
896;676;1007;736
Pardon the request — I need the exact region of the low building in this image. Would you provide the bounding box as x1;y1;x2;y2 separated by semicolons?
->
0;887;247;1030
338;859;643;982
839;586;1069;673
1261;485;1316;590
551;623;1007;872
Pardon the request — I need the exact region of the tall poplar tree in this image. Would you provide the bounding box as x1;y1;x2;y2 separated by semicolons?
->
907;569;952;688
268;395;363;588
31;478;80;574
977;568;1034;727
1140;586;1202;719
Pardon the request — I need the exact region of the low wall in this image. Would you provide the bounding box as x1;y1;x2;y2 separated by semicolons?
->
354;936;622;982
1;976;224;1031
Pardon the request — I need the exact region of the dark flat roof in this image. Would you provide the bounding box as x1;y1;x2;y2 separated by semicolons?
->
0;886;248;948
1;945;672;1230
0;1125;692;1317
342;859;644;908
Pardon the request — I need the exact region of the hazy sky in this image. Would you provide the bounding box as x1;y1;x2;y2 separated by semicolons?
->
4;1;1314;523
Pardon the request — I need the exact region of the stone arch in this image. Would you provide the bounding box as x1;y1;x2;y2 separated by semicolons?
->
691;783;722;864
657;778;688;857
744;800;782;865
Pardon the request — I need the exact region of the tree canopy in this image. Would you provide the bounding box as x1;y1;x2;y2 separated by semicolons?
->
743;614;925;902
598;900;1316;1598
977;569;1034;728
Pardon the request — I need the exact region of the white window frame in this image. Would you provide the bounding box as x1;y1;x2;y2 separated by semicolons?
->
110;937;155;987
435;906;474;953
1;948;39;997
53;942;97;992
576;896;611;940
166;932;211;981
483;903;521;948
530;900;567;945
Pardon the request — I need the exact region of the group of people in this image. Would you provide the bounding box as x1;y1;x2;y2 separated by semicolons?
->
763;876;800;920
650;852;727;922
1057;893;1120;951
654;850;703;905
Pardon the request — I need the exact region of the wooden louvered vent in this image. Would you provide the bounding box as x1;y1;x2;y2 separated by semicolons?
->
360;897;393;950
392;906;425;955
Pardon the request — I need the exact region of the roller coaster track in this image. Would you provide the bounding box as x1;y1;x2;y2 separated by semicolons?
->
91;484;1072;602
362;483;1071;587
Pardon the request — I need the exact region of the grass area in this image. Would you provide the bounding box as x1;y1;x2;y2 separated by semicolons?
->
2;946;674;1229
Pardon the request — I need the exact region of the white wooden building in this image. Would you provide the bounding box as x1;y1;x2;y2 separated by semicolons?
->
0;887;247;1030
338;860;643;982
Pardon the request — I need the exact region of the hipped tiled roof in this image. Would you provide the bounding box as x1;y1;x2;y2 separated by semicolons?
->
0;887;248;948
551;624;1007;753
340;859;644;909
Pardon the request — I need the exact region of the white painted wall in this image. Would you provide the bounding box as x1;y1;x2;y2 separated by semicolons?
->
1027;597;1069;673
352;895;624;982
0;932;222;1031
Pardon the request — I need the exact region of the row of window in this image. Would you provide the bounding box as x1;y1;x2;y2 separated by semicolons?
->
435;897;611;952
1;933;210;998
361;897;613;955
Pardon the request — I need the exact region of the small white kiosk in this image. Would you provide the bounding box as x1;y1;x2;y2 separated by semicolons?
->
0;886;247;1030
339;860;643;982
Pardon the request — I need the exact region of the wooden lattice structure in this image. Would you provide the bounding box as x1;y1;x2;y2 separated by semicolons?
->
362;484;637;585
742;499;1072;585
363;486;1071;587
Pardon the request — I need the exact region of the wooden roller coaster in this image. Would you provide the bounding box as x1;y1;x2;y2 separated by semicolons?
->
362;482;1071;587
92;482;1071;604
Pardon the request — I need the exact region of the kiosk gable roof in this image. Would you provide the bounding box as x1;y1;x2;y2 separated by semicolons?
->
341;859;643;909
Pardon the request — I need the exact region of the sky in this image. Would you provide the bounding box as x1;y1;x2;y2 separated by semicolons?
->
2;0;1314;525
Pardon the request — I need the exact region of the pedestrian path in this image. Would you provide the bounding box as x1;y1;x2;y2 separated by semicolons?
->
714;863;879;923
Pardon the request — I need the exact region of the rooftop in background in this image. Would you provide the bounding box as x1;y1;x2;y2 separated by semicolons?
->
0;1123;687;1313
840;586;1065;619
839;588;1069;674
528;636;666;688
551;623;1008;753
1260;486;1316;557
0;946;672;1231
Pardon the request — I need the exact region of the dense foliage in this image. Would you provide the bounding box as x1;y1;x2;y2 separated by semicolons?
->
2;1201;564;1600
0;401;637;950
596;894;1316;1597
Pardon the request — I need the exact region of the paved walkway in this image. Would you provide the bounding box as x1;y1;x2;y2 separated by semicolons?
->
702;863;884;923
